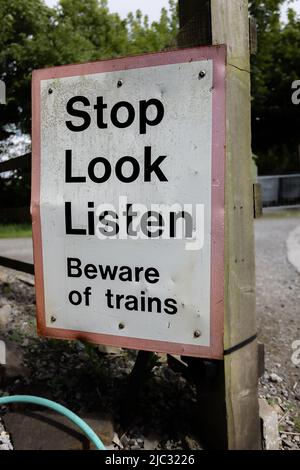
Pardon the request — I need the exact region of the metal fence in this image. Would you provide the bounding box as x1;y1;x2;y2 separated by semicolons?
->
258;174;300;207
0;153;33;274
1;155;299;274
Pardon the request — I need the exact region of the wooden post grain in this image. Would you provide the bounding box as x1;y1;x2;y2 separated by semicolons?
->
178;0;261;449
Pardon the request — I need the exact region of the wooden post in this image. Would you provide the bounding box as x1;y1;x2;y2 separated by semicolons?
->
178;0;261;449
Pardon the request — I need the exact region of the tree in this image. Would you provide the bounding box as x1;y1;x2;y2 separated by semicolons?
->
125;1;178;55
250;0;300;174
0;0;178;217
0;0;178;140
2;0;299;175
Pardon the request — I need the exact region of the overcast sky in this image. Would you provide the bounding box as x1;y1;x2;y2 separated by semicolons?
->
45;0;171;23
45;0;300;23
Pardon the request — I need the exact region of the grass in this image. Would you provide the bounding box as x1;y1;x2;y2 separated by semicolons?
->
262;209;300;219
0;223;32;239
294;416;300;433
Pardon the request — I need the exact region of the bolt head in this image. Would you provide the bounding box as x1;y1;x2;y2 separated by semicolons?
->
48;88;53;94
50;316;56;323
117;79;123;88
194;329;201;338
198;70;206;79
118;322;125;330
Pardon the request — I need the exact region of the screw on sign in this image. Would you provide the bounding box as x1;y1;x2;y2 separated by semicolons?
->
31;46;226;359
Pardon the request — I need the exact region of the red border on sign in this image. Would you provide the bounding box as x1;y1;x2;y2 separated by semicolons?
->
31;46;226;359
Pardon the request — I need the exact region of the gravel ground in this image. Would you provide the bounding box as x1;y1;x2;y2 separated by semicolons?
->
0;419;12;450
0;213;299;450
0;268;200;450
256;214;300;450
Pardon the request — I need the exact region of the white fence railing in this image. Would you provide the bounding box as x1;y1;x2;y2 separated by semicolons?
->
257;174;300;207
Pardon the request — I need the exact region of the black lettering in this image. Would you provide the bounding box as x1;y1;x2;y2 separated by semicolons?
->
69;290;82;305
88;157;111;183
65;149;86;183
145;267;159;284
115;156;140;182
99;265;118;280
125;295;138;311
110;101;135;128
84;263;98;279
66;96;91;132
116;294;124;309
93;96;107;129
105;289;114;308
139;98;164;134
141;210;164;238
119;266;133;282
65;202;86;235
141;290;146;312
148;297;161;313
98;210;119;236
144;146;168;182
164;298;178;315
67;257;82;277
88;202;95;235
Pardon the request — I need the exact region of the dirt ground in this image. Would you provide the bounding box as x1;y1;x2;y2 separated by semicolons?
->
0;212;300;450
0;267;201;450
256;214;300;449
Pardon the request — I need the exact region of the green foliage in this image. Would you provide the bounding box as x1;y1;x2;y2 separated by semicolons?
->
0;0;178;213
125;1;178;54
1;0;300;175
0;223;32;238
0;0;178;137
250;0;300;174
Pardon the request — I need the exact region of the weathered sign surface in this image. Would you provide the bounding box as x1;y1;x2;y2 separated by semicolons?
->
31;46;226;358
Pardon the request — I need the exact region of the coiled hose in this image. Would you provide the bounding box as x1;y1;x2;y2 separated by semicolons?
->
0;395;106;450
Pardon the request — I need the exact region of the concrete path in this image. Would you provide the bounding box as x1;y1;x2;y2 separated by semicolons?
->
0;238;33;264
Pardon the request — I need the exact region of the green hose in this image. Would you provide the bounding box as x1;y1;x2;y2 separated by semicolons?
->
0;395;106;450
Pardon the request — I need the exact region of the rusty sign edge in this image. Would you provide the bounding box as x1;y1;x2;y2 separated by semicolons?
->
31;45;226;359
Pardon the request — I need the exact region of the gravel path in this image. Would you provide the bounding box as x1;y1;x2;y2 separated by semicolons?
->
0;238;33;264
256;214;300;449
0;214;299;450
256;216;300;389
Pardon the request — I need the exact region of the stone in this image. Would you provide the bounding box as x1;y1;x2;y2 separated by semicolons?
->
112;432;123;449
0;271;8;284
269;373;283;383
120;433;129;447
97;345;121;355
0;340;5;365
272;404;283;416
0;305;12;329
282;438;294;449
128;438;137;446
0;420;13;451
3;409;114;450
184;435;202;450
0;340;29;381
143;436;159;450
259;398;280;450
